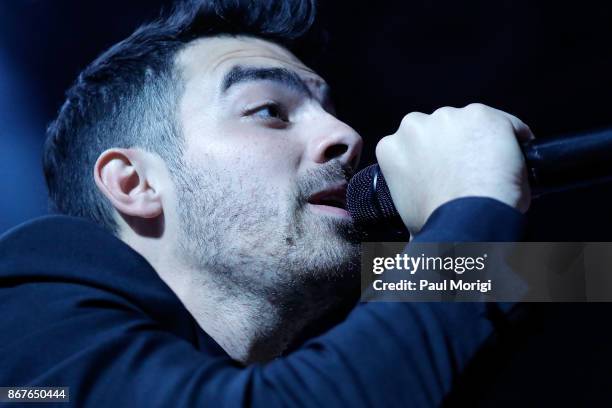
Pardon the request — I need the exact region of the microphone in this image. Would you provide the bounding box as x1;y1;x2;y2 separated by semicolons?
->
347;127;612;227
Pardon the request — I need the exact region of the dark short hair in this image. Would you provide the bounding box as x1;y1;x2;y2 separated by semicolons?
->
43;0;321;234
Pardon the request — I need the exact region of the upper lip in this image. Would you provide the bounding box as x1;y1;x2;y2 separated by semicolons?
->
307;183;348;209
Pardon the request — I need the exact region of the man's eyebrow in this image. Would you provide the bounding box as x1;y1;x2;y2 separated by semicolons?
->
221;65;312;97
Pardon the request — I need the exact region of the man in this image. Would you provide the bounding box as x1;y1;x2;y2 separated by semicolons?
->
0;0;531;406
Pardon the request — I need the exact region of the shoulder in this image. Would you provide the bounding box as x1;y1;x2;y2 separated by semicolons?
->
0;215;202;351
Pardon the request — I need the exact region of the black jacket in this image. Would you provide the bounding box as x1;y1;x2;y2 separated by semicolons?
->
0;198;526;407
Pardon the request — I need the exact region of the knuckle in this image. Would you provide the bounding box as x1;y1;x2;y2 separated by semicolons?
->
464;103;496;121
375;135;392;160
400;112;424;128
432;106;454;117
464;102;488;114
465;102;486;110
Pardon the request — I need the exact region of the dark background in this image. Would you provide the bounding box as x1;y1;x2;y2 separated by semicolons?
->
2;2;612;405
1;0;611;238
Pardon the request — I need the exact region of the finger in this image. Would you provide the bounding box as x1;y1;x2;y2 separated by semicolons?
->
491;108;536;142
431;106;458;116
399;111;428;129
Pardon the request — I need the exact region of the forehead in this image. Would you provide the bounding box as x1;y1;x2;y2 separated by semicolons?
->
175;35;324;88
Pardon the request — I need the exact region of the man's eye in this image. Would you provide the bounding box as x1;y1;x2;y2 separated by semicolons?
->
249;103;289;123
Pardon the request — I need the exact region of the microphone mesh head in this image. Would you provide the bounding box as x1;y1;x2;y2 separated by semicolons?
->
375;170;398;220
346;164;399;225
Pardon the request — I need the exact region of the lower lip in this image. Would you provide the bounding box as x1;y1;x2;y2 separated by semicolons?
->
308;203;351;218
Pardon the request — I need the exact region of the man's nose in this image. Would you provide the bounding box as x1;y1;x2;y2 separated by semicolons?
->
307;115;363;171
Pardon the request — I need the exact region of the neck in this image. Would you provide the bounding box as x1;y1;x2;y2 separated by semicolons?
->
126;240;307;363
176;269;357;363
122;226;357;364
179;283;295;363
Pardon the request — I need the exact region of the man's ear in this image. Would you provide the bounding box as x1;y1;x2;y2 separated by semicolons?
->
94;148;162;219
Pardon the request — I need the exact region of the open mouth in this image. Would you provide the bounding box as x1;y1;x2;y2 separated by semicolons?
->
307;184;350;217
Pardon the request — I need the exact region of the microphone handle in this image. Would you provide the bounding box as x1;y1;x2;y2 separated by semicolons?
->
523;127;612;195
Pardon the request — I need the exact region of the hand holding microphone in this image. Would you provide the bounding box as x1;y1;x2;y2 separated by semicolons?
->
365;103;534;235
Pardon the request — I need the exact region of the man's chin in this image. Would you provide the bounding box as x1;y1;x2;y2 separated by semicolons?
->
304;208;361;245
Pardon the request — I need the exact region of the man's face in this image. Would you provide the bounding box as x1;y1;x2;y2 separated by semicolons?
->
172;36;363;303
